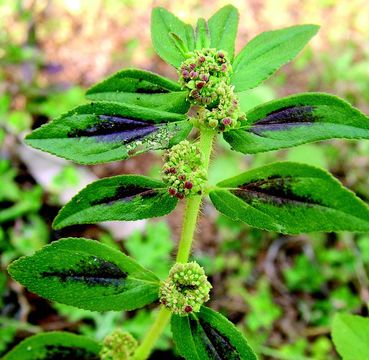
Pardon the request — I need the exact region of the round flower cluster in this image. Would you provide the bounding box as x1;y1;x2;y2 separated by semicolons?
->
159;262;212;316
100;330;137;360
179;48;245;132
179;48;231;107
194;83;246;131
162;140;207;199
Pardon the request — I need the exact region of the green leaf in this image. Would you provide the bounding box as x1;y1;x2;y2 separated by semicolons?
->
224;93;369;154
25;102;191;164
332;313;369;360
169;32;190;57
8;238;160;311
53;175;177;229
195;18;210;49
86;68;190;114
209;162;369;234
151;7;195;68
207;5;238;60
172;306;257;360
2;331;101;360
231;25;319;91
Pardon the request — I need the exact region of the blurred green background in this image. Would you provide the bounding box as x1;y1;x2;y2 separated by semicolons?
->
1;0;369;359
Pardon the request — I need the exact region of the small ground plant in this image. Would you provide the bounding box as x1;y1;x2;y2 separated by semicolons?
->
4;5;369;360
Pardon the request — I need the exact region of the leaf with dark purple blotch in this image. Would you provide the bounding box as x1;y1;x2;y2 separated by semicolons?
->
210;162;369;234
25;101;191;164
53;175;178;229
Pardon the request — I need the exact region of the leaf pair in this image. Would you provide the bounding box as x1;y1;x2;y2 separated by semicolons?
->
52;162;369;235
151;5;318;93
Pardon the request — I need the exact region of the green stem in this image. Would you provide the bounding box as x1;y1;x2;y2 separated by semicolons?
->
134;128;215;359
134;307;171;360
176;128;214;263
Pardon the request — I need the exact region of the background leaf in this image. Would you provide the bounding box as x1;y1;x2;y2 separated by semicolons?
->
2;332;101;360
8;238;160;311
224;93;369;154
25;102;191;164
172;306;257;360
151;7;195;67
332;313;369;360
53;175;177;229
86;68;189;114
207;5;239;60
231;24;319;91
209;162;369;234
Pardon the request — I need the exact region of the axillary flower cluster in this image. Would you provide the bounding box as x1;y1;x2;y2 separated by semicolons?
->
179;48;245;132
159;262;212;316
161;140;207;199
100;329;138;360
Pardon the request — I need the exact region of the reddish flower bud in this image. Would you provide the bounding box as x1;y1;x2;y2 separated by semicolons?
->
182;70;190;78
200;74;209;82
221;64;227;72
184;181;193;189
218;51;225;58
168;188;177;196
178;174;186;181
190;70;198;78
185;305;193;313
198;56;206;63
222;117;232;126
189;63;196;70
191;90;200;99
176;192;185;199
196;81;205;90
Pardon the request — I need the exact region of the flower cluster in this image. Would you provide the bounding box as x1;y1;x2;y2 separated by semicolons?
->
179;48;245;132
179;49;230;106
194;84;245;131
162;140;207;199
159;262;212;316
100;330;137;360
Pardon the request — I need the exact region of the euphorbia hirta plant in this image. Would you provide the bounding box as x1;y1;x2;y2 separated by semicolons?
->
5;5;369;360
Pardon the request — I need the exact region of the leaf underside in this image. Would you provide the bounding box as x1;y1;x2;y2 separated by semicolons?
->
8;238;160;311
231;24;319;91
224;92;369;154
86;68;190;114
210;162;369;234
2;332;101;360
172;306;257;360
25;101;191;164
53;175;178;229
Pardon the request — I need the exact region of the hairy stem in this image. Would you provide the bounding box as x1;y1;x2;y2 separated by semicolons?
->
134;128;215;359
134;307;171;360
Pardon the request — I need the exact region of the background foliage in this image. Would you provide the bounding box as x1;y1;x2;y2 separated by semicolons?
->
1;0;369;359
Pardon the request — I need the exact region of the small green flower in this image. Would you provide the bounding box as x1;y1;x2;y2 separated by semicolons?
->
159;262;212;316
100;330;138;360
162;140;207;199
